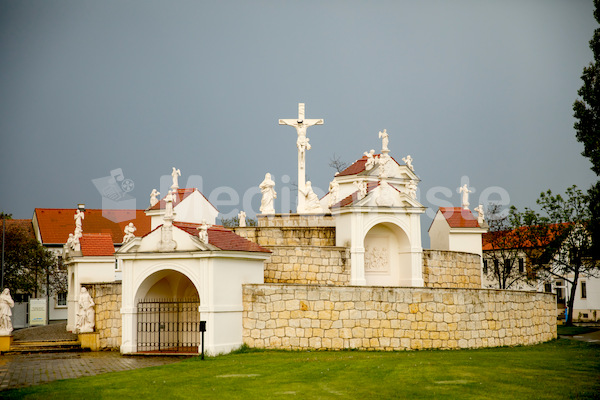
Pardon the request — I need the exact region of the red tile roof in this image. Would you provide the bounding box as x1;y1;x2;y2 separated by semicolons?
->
439;207;480;228
482;223;569;251
173;222;270;253
34;208;151;245
80;233;115;256
332;181;380;208
2;219;35;240
148;188;218;212
337;154;403;177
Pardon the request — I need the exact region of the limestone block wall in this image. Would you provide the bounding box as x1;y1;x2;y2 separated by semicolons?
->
234;216;349;286
423;250;482;288
84;283;122;350
242;284;556;351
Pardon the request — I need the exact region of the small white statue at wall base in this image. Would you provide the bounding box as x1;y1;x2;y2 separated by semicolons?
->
0;288;14;336
238;211;246;227
123;222;136;243
259;173;277;215
76;287;95;334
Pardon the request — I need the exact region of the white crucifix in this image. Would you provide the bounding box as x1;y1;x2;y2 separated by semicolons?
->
279;103;323;213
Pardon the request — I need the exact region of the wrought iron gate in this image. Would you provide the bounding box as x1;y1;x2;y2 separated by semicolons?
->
137;299;201;353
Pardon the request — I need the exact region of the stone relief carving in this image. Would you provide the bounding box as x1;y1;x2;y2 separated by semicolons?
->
375;181;395;207
378;154;391;178
365;247;389;272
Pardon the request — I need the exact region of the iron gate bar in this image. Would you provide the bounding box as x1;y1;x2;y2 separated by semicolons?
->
136;298;200;353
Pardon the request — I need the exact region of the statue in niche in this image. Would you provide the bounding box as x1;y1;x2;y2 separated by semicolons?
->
197;221;209;244
364;149;376;170
354;181;367;200
123;222;136;243
402;155;414;171
407;179;418;199
0;288;14;336
150;189;160;207
474;204;485;225
238;210;246;227
328;180;340;208
76;287;95;333
459;184;472;210
300;181;323;213
164;190;175;219
171;167;181;190
378;129;389;152
259;173;277;214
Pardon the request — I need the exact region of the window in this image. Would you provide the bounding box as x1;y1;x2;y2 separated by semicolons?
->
504;258;511;269
483;259;488;274
581;281;587;299
518;258;524;273
494;259;499;270
544;283;553;293
56;292;67;307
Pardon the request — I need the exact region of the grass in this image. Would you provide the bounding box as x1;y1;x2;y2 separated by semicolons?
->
3;339;600;400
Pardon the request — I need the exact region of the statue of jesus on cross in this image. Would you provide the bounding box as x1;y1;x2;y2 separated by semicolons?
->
279;103;323;214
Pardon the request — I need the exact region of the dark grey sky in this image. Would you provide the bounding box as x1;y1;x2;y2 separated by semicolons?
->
0;1;597;233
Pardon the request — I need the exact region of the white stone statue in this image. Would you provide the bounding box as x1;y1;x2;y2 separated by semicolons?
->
364;149;376;170
164;190;175;220
402;155;414;171
123;222;136;243
474;204;485;225
171;167;181;190
459;184;472;210
354;181;367;200
378;154;391;178
300;181;323;213
279;103;323;214
74;209;84;231
378;129;389;153
238;210;247;227
197;221;209;244
407;179;418;199
66;233;78;251
328;180;340;208
0;288;14;336
76;287;95;333
150;189;160;207
259;173;277;214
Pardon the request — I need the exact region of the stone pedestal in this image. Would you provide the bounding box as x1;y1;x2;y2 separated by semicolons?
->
0;335;12;352
79;332;99;351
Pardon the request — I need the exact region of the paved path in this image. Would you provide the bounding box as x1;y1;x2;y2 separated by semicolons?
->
561;329;600;343
0;352;190;391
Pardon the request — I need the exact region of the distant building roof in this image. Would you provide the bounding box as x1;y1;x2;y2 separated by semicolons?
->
34;208;151;245
332;182;380;208
439;207;480;228
337;154;402;177
173;222;271;253
148;188;218;212
80;233;115;256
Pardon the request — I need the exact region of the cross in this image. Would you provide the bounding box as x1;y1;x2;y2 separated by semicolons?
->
279;103;323;213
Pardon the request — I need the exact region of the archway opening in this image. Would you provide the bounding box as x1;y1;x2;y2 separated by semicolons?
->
363;222;412;286
135;269;200;353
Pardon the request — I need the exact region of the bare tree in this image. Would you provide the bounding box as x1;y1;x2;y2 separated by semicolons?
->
329;154;349;173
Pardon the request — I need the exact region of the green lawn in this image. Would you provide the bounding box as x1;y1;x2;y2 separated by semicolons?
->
4;339;600;400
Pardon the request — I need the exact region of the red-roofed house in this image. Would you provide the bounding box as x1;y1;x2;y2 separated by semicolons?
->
146;188;219;229
429;207;488;256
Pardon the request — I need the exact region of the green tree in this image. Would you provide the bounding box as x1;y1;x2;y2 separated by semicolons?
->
0;221;59;296
512;186;597;326
573;0;600;259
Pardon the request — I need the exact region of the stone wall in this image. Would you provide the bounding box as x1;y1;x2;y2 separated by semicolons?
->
242;284;556;351
234;215;349;286
422;250;481;288
84;283;122;350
